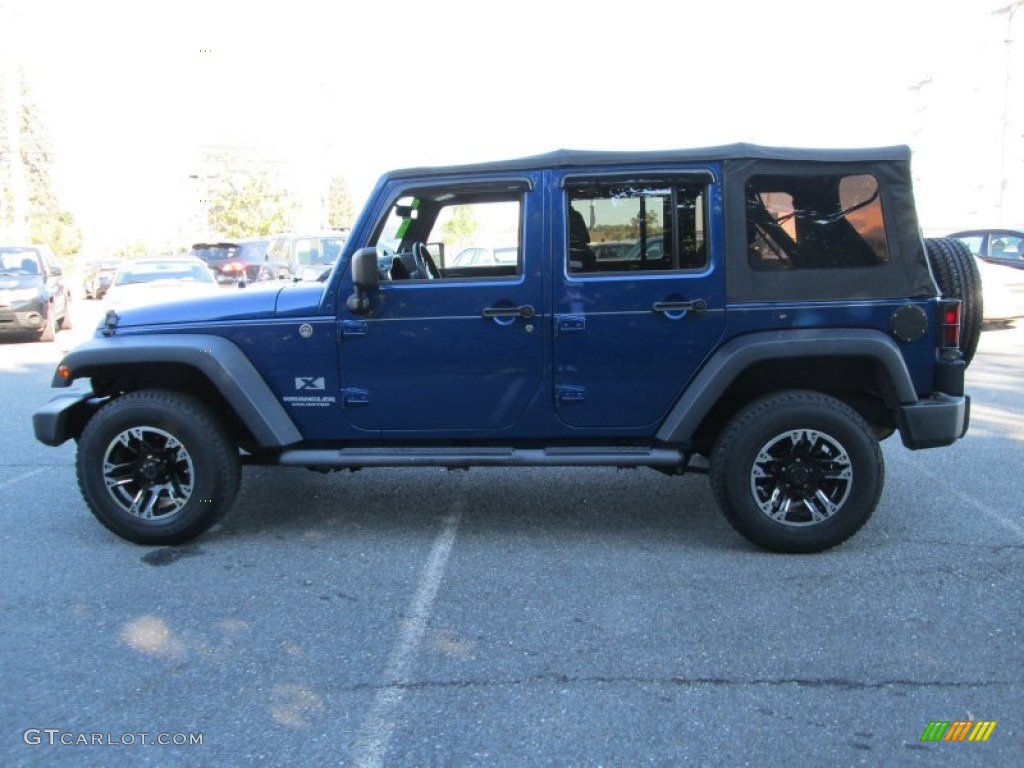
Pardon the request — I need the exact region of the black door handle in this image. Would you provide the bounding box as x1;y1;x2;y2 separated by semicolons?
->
653;299;707;313
482;305;536;319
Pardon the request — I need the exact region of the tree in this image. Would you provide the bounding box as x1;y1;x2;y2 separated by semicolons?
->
326;174;355;229
631;208;660;236
32;210;82;258
0;68;82;261
112;241;148;259
201;149;297;239
440;204;478;249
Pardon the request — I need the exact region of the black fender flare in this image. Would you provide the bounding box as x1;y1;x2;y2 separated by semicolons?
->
51;334;303;447
655;329;918;444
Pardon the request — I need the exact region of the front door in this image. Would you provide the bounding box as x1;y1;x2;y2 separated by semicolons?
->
553;171;726;430
338;178;545;435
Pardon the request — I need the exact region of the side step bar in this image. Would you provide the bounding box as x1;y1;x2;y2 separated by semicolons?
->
275;446;689;470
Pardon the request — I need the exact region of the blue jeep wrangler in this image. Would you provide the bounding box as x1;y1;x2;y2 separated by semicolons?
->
33;145;974;553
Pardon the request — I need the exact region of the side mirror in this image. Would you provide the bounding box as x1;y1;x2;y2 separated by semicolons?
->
346;247;379;314
48;265;63;277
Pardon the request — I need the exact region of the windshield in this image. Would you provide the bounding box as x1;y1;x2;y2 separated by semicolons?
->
0;248;43;274
115;262;215;285
295;236;345;265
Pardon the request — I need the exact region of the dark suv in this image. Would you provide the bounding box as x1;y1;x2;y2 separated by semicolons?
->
191;237;275;284
33;145;973;553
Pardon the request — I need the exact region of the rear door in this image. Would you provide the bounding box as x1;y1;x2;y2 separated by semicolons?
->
552;170;726;430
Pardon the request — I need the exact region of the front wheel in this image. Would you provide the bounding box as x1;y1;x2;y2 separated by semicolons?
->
58;295;72;330
76;390;241;545
38;305;57;342
710;391;883;553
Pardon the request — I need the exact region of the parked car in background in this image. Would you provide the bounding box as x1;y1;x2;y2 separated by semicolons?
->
947;229;1024;270
191;237;275;284
591;240;633;261
104;257;221;311
82;258;122;299
0;244;71;342
450;246;518;267
266;231;348;281
975;255;1024;326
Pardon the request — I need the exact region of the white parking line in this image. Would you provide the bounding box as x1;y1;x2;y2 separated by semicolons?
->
350;502;463;768
916;463;1024;539
0;467;49;491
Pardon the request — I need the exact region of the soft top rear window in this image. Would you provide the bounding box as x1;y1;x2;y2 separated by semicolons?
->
747;173;889;270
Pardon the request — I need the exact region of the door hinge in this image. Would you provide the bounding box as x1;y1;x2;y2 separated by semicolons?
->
341;388;370;407
555;385;586;404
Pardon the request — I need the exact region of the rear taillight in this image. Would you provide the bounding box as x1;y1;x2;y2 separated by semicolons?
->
940;300;961;351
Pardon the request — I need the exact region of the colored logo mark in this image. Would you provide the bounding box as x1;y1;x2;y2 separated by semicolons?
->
920;721;997;742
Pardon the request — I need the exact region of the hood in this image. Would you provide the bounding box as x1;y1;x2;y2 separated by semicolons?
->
109;281;283;327
0;273;44;291
106;280;327;329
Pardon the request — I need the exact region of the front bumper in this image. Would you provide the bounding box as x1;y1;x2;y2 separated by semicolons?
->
899;393;970;450
0;302;49;333
32;390;100;446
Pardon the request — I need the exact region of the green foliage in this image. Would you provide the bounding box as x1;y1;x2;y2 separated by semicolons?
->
439;205;478;248
631;209;660;233
30;210;82;262
0;70;82;262
197;148;297;239
206;170;296;238
326;175;355;229
112;241;149;259
590;224;636;242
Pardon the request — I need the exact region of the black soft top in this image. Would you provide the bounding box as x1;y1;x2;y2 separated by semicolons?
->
385;144;932;303
386;144;911;178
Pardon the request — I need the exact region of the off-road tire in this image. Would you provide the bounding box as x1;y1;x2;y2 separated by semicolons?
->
710;391;883;553
924;237;982;366
76;389;240;545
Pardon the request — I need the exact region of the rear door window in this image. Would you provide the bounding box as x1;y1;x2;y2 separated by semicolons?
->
566;180;708;274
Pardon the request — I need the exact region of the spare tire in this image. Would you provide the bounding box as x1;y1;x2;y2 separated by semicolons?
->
924;237;982;366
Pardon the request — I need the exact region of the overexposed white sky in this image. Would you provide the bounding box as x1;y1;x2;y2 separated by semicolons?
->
4;0;1022;251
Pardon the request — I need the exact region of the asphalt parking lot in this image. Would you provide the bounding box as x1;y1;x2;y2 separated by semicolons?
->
2;301;1021;767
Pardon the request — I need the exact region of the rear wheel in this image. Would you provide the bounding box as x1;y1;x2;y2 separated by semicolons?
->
924;237;982;366
76;390;240;545
710;391;883;553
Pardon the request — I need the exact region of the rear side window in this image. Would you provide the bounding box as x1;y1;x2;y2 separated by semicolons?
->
746;174;889;270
